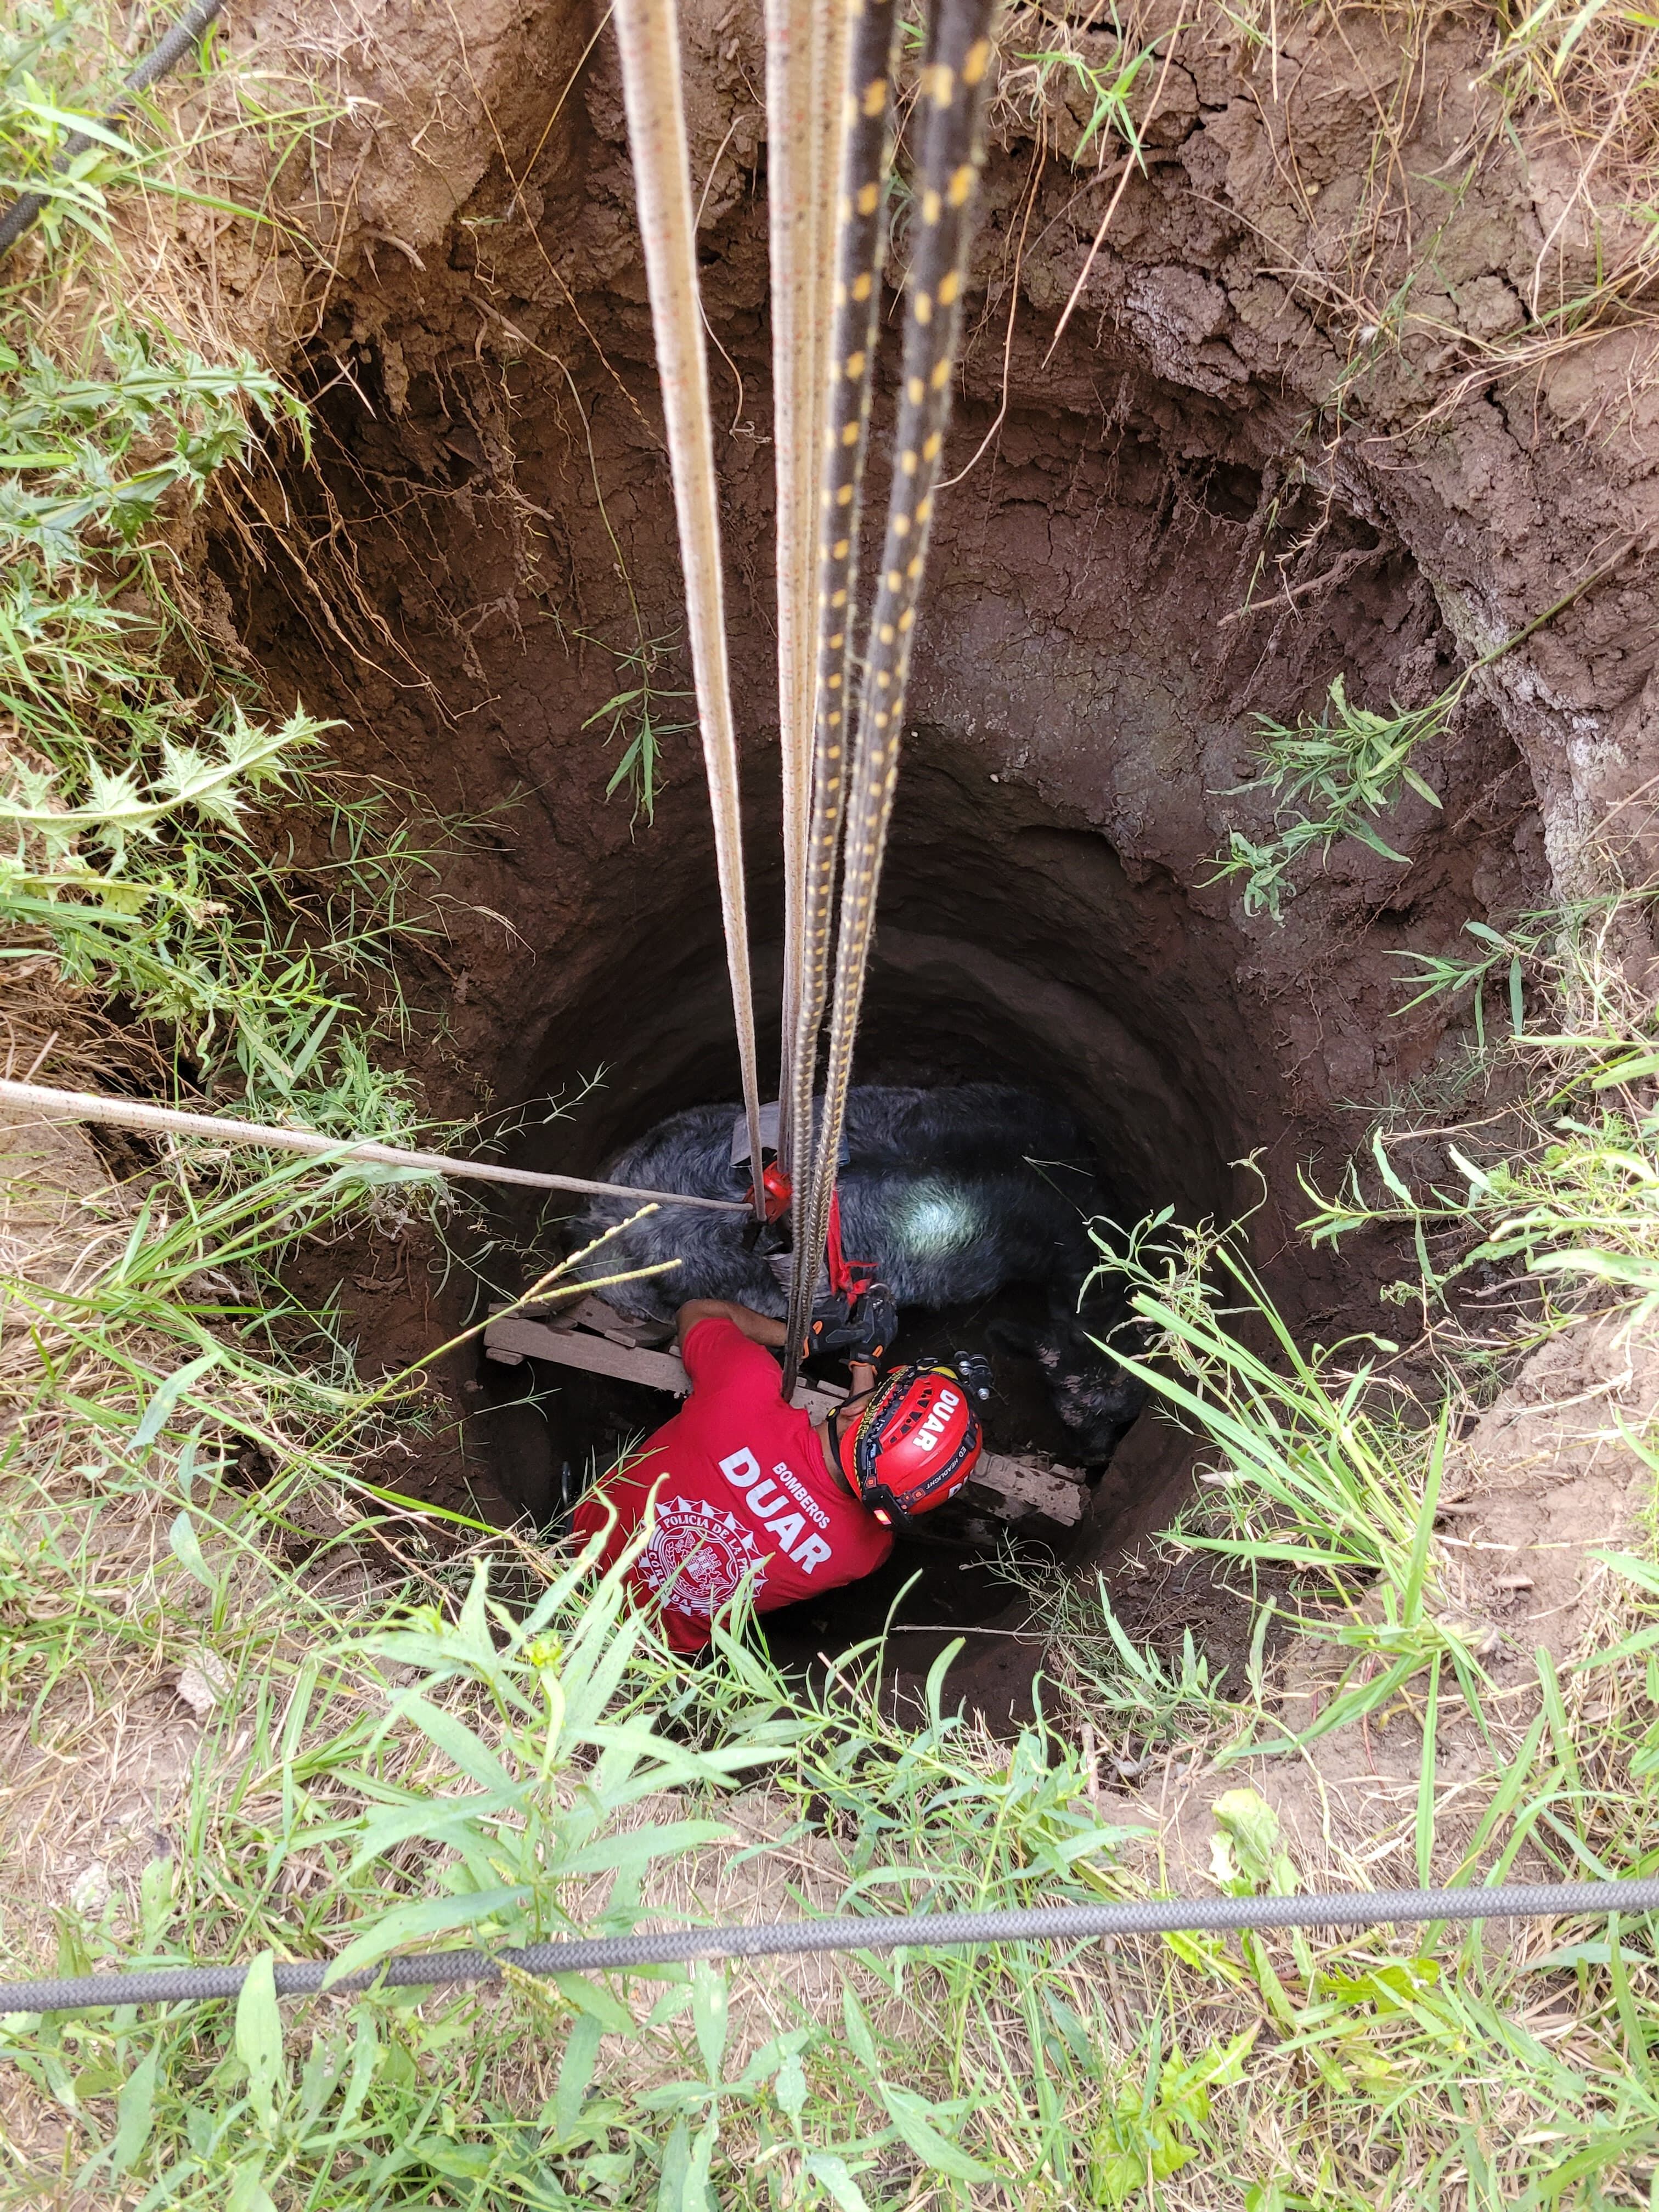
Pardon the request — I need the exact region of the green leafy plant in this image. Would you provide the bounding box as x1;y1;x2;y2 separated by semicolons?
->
0;0;333;268
1089;1210;1437;1595
1392;916;1536;1051
1026;1568;1239;1748
1306;1105;1659;1333
1209;672;1449;921
0;332;303;558
1301;897;1659;1336
1212;549;1634;921
1088;2027;1258;2206
580;627;695;826
1082;1208;1498;1755
0;698;317;865
1018;30;1159;168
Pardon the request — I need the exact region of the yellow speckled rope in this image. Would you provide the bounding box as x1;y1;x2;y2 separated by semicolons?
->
781;0;907;1377
612;0;766;1211
788;0;998;1384
808;4;849;487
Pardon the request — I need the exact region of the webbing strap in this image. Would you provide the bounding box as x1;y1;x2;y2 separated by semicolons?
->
781;0;906;1376
789;0;998;1381
611;0;766;1211
765;0;850;1181
808;3;847;464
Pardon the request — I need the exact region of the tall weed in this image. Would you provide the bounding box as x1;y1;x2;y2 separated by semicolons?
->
1304;894;1659;1339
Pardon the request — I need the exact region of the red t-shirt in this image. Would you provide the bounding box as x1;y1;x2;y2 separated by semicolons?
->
572;1317;894;1651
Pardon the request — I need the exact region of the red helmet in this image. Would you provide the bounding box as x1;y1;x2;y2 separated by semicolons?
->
849;1363;983;1528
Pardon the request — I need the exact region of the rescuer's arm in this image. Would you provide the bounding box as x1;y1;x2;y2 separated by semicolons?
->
675;1299;788;1353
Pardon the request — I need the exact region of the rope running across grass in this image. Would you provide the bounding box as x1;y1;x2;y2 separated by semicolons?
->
8;1878;1659;2015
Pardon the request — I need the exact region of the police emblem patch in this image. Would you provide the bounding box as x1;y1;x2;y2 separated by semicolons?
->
639;1496;768;1619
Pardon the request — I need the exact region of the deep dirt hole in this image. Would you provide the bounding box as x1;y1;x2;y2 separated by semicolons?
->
469;738;1274;1673
225;1;1554;1701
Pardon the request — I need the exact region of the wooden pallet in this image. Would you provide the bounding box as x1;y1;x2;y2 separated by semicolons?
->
483;1311;848;1420
483;1301;1088;1526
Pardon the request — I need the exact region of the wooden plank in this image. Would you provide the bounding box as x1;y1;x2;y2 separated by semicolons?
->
487;1294;665;1345
968;1453;1087;1527
483;1314;845;1418
484;1317;684;1389
534;1294;674;1347
483;1314;1088;1526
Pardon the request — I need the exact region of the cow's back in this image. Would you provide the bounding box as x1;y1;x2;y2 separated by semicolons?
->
567;1085;1101;1318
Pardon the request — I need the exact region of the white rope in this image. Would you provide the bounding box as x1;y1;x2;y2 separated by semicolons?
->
0;1080;749;1211
770;0;854;1183
765;0;824;1181
611;0;766;1212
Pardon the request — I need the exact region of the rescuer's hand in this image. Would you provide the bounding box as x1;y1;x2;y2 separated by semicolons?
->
809;1283;896;1366
675;1299;788;1352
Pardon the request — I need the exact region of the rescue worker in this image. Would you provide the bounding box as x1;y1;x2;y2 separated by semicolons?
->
572;1296;983;1654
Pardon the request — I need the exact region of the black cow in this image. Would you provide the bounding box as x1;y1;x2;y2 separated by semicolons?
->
566;1083;1144;1462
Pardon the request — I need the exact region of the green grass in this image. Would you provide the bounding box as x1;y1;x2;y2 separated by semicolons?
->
1301;893;1659;1339
7;1472;1659;2207
1078;1208;1500;1763
5;7;1659;2208
1011;24;1160;170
